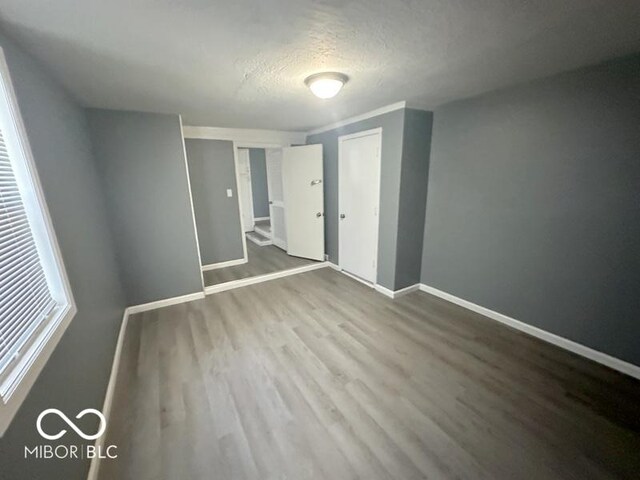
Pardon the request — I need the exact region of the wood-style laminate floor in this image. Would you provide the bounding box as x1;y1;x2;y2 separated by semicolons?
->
100;268;640;480
203;241;315;287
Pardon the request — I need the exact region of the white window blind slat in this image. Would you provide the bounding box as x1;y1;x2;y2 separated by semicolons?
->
0;227;31;251
0;127;57;378
0;235;34;261
0;294;56;375
0;258;43;287
0;278;51;334
0;215;28;229
0;251;41;289
0;274;49;323
0;280;53;335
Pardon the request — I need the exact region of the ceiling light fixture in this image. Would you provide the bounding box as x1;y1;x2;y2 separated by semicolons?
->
304;72;348;99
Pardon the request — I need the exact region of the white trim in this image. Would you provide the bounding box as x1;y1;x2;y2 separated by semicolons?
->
236;142;284;149
86;307;130;480
328;262;419;300
201;258;247;271
127;292;205;315
374;284;394;298
307;101;406;136
340;269;375;288
232;142;249;264
182;126;305;146
179;115;206;293
338;127;383;143
205;262;329;295
418;284;640;381
338;127;382;285
253;216;270;222
375;283;420;299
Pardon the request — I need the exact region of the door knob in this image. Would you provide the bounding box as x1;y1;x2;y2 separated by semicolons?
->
340;213;346;219
316;212;324;217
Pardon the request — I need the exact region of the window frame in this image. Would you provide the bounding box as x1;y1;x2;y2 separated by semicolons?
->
0;46;76;437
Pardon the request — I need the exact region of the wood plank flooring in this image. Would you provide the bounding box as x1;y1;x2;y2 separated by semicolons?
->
100;268;640;480
203;241;315;287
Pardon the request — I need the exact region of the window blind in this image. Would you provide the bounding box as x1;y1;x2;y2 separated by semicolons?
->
0;128;56;376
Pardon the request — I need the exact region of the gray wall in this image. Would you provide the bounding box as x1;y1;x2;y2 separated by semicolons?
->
395;109;433;289
87;109;202;305
185;139;244;265
0;32;126;479
249;148;270;218
307;109;405;290
421;54;640;366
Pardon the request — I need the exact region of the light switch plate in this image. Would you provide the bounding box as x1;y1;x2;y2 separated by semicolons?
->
226;188;233;198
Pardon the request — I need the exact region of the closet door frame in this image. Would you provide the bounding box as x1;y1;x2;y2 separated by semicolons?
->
338;127;382;284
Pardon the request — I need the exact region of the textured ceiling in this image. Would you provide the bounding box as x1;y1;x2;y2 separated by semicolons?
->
0;0;639;131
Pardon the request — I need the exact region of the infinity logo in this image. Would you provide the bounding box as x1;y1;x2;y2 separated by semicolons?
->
36;409;106;440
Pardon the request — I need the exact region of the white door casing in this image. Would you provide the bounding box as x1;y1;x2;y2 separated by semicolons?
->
235;148;254;233
282;144;325;261
338;128;382;283
266;148;287;250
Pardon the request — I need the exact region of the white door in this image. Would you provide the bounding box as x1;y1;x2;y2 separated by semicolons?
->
236;148;254;232
266;148;287;250
282;144;325;261
339;129;382;283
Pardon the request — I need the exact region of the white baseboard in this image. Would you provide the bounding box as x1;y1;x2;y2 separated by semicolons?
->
202;258;247;271
373;284;394;297
419;284;640;381
375;283;420;299
253;216;270;222
205;262;329;294
87;307;130;480
340;269;375;288
127;291;205;315
329;263;419;300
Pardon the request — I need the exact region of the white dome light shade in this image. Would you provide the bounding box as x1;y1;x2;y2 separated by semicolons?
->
304;72;348;99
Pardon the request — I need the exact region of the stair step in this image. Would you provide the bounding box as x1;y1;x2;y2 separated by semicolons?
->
254;225;271;238
247;231;272;246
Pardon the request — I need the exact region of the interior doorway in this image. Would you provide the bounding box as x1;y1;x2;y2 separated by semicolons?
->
198;142;325;291
266;148;287;250
235;148;254;233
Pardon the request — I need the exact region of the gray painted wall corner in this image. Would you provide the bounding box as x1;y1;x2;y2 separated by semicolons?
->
395;108;433;290
87;109;203;305
421;54;640;366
